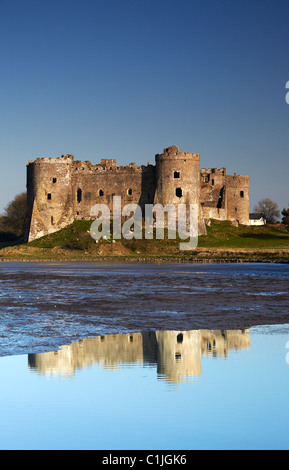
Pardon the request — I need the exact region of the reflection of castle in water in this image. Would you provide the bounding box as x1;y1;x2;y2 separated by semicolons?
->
28;329;250;383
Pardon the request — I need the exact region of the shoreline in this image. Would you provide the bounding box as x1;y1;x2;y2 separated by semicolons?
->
0;248;288;264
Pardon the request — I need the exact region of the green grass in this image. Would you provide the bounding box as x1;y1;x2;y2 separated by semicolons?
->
29;220;94;250
28;219;289;251
198;220;289;249
1;219;289;262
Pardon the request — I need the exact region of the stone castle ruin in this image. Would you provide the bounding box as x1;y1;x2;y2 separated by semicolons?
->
25;145;249;242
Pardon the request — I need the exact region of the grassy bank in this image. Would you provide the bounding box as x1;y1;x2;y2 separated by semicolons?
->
0;219;289;263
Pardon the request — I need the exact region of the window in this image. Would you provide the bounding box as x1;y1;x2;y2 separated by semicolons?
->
212;179;215;186
52;178;57;183
217;187;224;209
174;171;180;178
177;333;183;343
240;191;244;198
127;188;132;195
176;187;182;198
47;193;51;200
205;175;210;183
99;189;104;197
51;216;54;225
77;188;82;203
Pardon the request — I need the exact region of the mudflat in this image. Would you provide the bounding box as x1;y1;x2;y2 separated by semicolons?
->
0;262;288;356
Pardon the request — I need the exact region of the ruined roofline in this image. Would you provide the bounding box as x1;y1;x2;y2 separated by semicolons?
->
227;173;250;180
200;168;226;173
26;154;155;171
26;154;75;166
73;159;154;170
155;145;200;160
200;168;249;178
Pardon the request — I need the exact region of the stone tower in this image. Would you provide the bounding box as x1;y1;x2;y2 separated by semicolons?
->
25;155;75;242
154;145;206;235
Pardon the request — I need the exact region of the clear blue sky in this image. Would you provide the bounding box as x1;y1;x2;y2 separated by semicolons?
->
1;0;289;214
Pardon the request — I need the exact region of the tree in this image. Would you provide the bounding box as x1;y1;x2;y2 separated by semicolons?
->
0;192;27;239
253;198;280;224
282;207;289;226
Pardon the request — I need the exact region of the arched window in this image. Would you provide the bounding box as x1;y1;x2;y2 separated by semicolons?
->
127;188;132;195
99;189;104;197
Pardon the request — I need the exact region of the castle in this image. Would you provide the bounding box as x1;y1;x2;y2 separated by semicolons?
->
25;145;249;242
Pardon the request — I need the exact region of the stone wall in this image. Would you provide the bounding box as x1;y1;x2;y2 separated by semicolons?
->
226;174;250;225
200;168;227;221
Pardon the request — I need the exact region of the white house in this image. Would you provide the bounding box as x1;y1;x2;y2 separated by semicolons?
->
249;213;266;226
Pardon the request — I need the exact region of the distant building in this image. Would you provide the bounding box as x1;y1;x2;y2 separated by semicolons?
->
249;213;266;226
25;145;250;242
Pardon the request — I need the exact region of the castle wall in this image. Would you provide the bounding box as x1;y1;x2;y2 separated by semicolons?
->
200;168;227;221
200;168;250;225
226;174;250;225
25;145;250;242
72;160;156;218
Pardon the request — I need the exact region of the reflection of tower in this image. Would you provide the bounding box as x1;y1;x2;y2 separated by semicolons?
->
155;146;206;235
155;330;202;383
26;155;75;242
201;329;251;358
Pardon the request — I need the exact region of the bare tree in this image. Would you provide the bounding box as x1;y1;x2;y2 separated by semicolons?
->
253;198;280;224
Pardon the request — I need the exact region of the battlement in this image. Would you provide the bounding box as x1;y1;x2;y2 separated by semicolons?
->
27;154;75;167
72;159;154;174
156;146;200;161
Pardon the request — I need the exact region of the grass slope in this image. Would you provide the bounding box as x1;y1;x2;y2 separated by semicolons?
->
0;219;289;262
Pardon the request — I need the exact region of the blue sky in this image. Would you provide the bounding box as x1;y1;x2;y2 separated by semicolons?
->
0;0;289;214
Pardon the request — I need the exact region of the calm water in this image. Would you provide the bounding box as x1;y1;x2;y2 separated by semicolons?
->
0;262;289;450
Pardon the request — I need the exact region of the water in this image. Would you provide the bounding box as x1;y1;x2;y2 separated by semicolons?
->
0;261;289;450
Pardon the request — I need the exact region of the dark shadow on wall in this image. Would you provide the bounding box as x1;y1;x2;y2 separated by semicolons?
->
137;166;156;214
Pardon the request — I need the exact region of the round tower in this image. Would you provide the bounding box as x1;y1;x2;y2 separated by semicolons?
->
155;145;200;205
155;145;206;235
26;154;74;241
